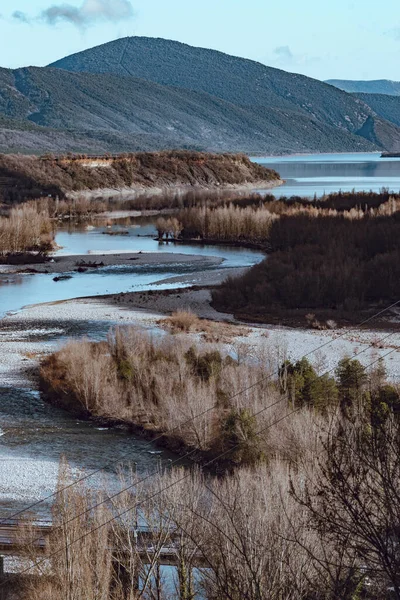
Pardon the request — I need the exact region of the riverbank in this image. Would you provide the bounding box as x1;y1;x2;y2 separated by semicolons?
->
0;151;282;204
67;178;283;202
1;277;399;506
0;252;223;275
2;286;399;392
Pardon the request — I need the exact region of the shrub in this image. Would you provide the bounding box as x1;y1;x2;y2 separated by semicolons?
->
213;212;400;317
168;310;200;332
0;204;53;255
280;358;338;413
220;408;264;464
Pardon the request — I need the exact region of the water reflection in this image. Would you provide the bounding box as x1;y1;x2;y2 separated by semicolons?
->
55;216;263;268
254;152;400;197
0;217;264;318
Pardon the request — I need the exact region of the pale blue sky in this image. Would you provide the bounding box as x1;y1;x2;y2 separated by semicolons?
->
1;0;399;81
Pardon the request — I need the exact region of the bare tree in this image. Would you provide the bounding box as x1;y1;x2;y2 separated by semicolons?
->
292;411;400;598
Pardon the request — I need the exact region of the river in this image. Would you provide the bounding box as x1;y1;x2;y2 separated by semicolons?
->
0;216;263;318
0;216;264;521
1;152;399;522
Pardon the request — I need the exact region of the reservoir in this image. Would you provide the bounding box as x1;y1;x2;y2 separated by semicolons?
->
254;152;400;197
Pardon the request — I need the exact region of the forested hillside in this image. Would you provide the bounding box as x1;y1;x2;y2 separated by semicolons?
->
0;37;399;154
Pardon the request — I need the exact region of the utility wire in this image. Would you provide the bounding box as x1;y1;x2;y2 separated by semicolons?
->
3;346;397;584
1;299;398;526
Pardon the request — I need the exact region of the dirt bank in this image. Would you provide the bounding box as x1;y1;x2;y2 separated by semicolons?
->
0;252;223;275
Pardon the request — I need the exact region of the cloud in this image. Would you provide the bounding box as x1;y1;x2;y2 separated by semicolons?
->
273;46;294;61
385;28;400;41
267;45;320;71
12;10;31;24
42;0;134;26
12;0;134;29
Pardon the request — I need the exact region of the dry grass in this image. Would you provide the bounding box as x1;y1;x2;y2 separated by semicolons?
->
172;193;400;247
40;326;320;465
0;204;53;256
40;323;398;468
17;460;314;600
178;204;279;245
163;310;249;343
19;449;388;600
166;309;201;332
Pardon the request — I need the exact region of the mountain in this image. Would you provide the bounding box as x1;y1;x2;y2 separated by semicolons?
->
354;93;400;128
0;37;399;155
0;111;143;154
355;116;400;152
50;37;374;136
326;79;400;96
0;65;379;155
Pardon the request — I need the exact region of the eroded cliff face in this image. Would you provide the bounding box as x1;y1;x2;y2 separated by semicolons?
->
0;151;281;203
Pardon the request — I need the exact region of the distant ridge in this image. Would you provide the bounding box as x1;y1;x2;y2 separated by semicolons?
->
0;65;378;155
326;79;400;96
0;37;400;154
50;37;373;134
355;93;400;128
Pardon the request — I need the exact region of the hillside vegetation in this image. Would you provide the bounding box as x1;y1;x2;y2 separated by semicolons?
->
0;151;279;204
355;92;400;127
47;37;400;153
50;37;372;134
0;63;379;155
0;38;399;153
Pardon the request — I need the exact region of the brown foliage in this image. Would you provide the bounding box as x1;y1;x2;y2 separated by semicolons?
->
0;204;53;255
213;211;400;317
40;326;322;466
0;151;279;204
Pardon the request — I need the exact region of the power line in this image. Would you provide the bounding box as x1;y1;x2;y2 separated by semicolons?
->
32;327;399;536
1;298;398;526
4;346;398;584
0;407;303;583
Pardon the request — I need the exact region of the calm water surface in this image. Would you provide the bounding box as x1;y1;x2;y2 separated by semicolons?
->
254;152;400;197
0;217;264;318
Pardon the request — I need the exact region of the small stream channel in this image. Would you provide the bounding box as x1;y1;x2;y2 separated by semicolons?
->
0;215;264;519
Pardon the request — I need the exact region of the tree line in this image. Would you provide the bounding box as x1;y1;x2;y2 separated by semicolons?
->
212;210;400;320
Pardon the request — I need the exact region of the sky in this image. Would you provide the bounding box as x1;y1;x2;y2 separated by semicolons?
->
0;0;399;81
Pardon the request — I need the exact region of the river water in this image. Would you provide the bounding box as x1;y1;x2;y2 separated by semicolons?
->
0;217;263;318
1;152;399;521
0;216;264;520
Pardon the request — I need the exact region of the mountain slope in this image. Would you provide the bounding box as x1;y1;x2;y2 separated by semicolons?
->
50;37;374;136
354;93;400;127
0;37;399;154
327;79;400;96
356;116;400;153
0;112;122;154
0;66;377;155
